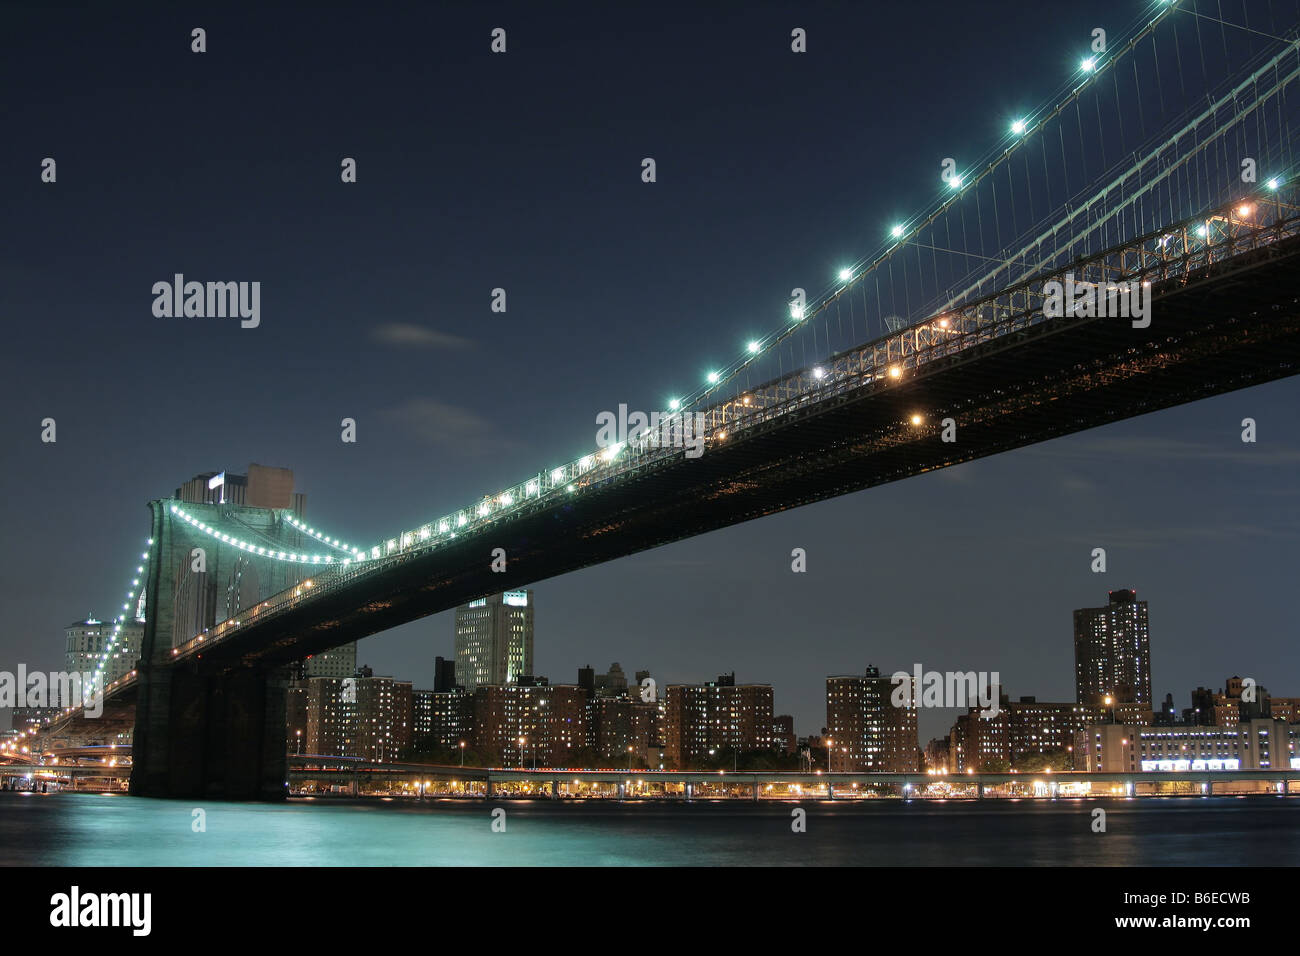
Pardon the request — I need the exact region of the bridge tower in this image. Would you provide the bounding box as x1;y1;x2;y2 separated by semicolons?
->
130;499;303;800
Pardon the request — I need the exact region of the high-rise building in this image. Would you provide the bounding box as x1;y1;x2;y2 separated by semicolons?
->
305;677;353;757
825;665;919;772
433;656;458;693
65;617;144;688
412;687;471;752
472;677;587;767
454;590;533;692
1073;588;1152;707
663;673;774;769
175;463;306;516
304;668;412;760
303;643;357;679
586;696;660;766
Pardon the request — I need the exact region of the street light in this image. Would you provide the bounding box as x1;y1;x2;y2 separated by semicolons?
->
518;736;525;769
826;738;834;773
459;741;466;767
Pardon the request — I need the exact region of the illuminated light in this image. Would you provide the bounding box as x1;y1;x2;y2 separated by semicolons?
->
938;317;949;328
707;371;720;384
910;414;923;425
717;431;726;440
838;268;853;281
948;174;963;189
668;399;680;411
499;493;513;506
550;467;565;484
790;305;804;320
438;520;450;533
1081;57;1096;72
579;456;593;470
890;224;905;238
1237;204;1253;216
888;366;902;379
1196;225;1208;238
526;481;538;495
1267;177;1280;190
747;341;760;354
457;514;467;527
477;502;489;516
813;367;825;380
1010;118;1027;135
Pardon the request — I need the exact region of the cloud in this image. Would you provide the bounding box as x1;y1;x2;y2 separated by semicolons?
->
382;398;520;454
371;323;473;350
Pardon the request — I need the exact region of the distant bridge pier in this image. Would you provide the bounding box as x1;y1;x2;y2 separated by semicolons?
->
131;662;290;800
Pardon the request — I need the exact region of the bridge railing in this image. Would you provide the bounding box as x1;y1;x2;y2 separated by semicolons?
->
178;190;1300;661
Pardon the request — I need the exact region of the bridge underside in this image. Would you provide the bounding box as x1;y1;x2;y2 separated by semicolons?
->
132;232;1300;799
201;232;1300;669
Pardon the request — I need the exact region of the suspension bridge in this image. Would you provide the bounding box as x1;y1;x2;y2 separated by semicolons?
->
23;1;1300;798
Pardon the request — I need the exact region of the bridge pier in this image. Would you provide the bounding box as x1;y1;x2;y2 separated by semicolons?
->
130;662;290;801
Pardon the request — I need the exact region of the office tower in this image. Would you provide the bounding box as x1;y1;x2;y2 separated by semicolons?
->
433;656;458;693
453;590;533;692
175;463;306;516
825;665;919;772
65;616;144;689
663;673;774;769
1072;588;1152;707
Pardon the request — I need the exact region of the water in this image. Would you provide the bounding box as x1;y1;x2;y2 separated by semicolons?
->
1;793;1296;865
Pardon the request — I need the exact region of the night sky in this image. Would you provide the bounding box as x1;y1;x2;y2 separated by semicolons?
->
3;0;1299;742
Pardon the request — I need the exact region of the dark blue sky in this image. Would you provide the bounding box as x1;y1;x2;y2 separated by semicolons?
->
3;0;1298;740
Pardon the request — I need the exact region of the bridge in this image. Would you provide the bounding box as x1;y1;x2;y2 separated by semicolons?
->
30;4;1300;799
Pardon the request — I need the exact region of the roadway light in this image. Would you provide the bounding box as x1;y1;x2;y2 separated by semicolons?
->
948;174;963;189
1081;57;1096;72
838;268;853;281
1010;118;1027;135
747;341;760;354
910;414;923;425
1267;178;1280;190
790;305;804;320
707;371;719;384
889;366;902;379
890;224;905;238
668;399;680;410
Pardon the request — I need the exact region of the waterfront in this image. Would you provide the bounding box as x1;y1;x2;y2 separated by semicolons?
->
1;793;1297;866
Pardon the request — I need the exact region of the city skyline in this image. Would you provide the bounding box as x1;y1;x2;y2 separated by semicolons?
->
3;0;1299;757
